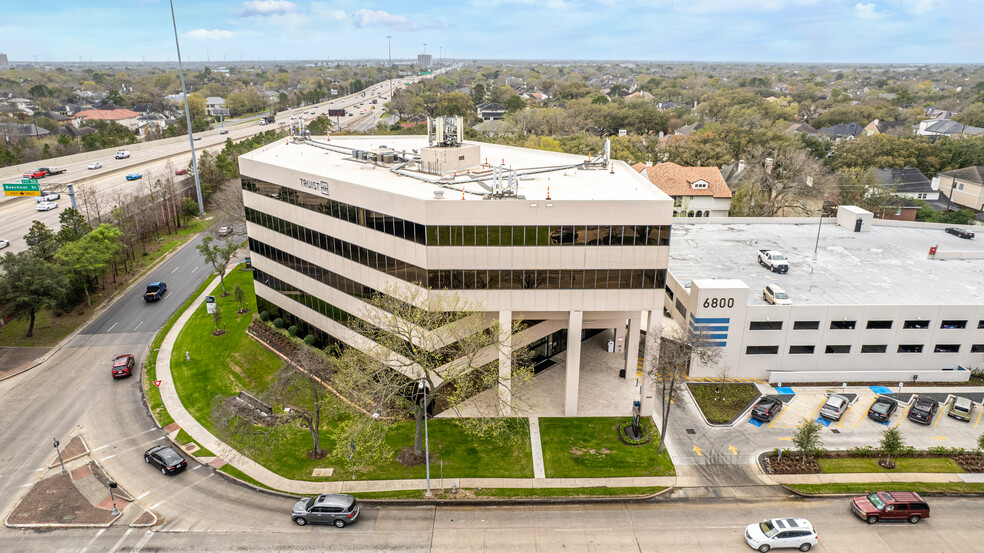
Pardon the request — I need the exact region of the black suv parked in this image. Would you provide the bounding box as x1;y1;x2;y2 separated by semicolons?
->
907;397;939;425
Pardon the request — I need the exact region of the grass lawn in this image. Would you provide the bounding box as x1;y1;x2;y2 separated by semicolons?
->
688;383;760;424
538;417;675;478
819;457;963;474
169;267;533;482
349;486;665;500
788;482;984;495
0;218;210;348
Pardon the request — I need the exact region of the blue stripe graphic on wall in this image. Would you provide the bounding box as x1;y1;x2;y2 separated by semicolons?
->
690;315;731;324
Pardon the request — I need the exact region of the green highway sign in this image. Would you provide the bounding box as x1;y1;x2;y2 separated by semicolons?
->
21;178;38;184
3;182;41;197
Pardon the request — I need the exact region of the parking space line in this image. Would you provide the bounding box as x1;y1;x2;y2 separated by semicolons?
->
932;409;945;427
895;403;911;427
837;392;876;428
976;405;983;429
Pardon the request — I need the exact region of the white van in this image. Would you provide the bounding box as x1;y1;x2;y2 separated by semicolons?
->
115;150;131;159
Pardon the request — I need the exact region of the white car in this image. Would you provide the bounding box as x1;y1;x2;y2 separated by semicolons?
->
36;192;60;203
87;161;102;170
36;202;58;212
0;239;9;249
745;518;817;552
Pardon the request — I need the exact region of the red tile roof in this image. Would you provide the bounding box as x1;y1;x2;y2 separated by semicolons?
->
75;108;140;121
635;162;733;199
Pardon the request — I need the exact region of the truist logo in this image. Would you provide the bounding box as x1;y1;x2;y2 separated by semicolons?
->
299;177;329;196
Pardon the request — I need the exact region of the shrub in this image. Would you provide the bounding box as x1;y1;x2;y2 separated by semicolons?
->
259;311;269;322
273;317;285;329
304;334;316;346
617;421;650;445
287;325;298;337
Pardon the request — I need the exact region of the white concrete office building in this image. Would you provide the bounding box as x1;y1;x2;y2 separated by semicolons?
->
665;209;984;383
239;125;673;416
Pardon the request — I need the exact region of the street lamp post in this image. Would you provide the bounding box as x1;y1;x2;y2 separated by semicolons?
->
420;379;431;497
53;437;66;474
107;480;120;517
169;0;205;216
814;210;825;255
386;35;393;102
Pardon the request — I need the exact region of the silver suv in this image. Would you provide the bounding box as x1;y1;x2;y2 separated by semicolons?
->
292;494;359;527
819;394;850;421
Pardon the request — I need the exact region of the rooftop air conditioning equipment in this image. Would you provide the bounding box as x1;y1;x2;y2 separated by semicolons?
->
433;190;445;199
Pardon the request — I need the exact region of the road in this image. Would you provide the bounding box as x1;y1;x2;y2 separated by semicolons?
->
0;77;419;254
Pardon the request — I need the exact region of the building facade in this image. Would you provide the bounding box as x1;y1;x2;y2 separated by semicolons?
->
935;166;984;211
239;130;673;416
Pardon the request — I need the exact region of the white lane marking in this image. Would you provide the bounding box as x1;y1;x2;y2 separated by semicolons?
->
171;266;180;273
150;500;165;509
134;321;144;331
191;464;203;470
191;265;199;273
90;428;160;452
35;468;45;472
78;528;105;553
21;483;33;487
136;490;150;500
130;530;155;553
107;322;118;332
107;528;132;553
100;454;116;461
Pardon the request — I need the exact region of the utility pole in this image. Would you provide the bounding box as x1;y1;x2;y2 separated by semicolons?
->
169;0;205;216
386;35;393;101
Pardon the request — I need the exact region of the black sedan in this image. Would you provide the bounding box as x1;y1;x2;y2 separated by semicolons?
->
945;227;975;239
145;445;188;475
867;396;897;422
751;396;783;422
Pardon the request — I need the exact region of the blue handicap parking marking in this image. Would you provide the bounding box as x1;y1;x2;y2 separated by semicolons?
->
748;418;764;427
878;419;889;426
775;387;795;395
816;417;832;426
870;386;893;394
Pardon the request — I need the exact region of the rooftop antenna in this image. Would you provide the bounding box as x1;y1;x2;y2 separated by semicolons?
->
604;138;611;163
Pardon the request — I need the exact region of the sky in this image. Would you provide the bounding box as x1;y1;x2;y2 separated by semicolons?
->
3;0;984;64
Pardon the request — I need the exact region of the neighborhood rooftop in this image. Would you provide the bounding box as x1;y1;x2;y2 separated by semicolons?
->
668;221;984;306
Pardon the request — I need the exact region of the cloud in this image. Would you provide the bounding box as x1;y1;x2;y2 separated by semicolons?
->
310;2;346;20
352;9;446;30
907;0;940;15
854;2;879;19
239;0;297;17
184;28;235;39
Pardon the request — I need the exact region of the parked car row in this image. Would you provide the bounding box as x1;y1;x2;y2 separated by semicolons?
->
751;392;974;426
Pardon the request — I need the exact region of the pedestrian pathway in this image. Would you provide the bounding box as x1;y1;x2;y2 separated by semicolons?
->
529;417;546;479
155;274;675;495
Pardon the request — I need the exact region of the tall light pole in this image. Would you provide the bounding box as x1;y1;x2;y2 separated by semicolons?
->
169;0;205;216
420;378;431;497
386;35;393;100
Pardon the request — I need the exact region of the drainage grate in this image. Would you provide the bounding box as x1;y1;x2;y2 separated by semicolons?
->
686;429;696;435
830;429;841;434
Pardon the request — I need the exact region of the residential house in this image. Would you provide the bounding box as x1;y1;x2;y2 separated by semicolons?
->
57;103;84;116
864;119;908;136
818;122;864;141
520;92;549;101
633;161;733;217
870;167;938;201
935;166;984;211
476;102;505;121
625;90;654;100
0;123;50;141
672;122;704;136
656;101;683;111
916;118;984;138
784;122;820;136
924;107;954;119
74;107;141;131
136;113;168;137
55;125;98;138
205;97;226;116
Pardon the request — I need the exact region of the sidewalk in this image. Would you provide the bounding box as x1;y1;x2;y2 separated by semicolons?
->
155;275;676;495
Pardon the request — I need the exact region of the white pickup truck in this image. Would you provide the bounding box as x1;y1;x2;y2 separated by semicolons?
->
758;249;789;273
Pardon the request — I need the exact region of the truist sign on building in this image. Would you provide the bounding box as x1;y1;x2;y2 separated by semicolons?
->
300;177;329;197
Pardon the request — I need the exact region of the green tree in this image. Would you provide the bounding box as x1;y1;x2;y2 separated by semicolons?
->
181;198;200;220
196;235;240;296
793;420;824;468
504;95;526;113
0;251;69;337
56;208;92;244
181;93;207;121
471;83;486;105
24;220;58;260
196;150;225;200
880;427;905;468
306;114;334;135
436;91;475;118
233;284;246;312
955;103;984;128
55;224;120;308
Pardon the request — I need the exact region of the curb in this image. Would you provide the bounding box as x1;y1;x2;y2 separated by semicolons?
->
781;484;984;499
357;485;675;506
129;510;160;528
683;382;762;428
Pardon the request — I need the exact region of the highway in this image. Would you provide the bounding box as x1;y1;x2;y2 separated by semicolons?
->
0;77;416;254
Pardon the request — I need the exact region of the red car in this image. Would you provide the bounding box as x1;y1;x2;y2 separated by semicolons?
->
175;168;188;175
23;169;47;179
112;354;135;378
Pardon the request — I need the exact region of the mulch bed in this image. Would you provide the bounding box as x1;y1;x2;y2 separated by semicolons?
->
7;473;115;525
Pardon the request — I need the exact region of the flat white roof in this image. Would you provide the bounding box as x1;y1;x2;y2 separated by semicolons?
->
668;221;984;305
241;136;669;203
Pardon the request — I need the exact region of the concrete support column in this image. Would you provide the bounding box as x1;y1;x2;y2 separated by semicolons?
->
614;321;626;354
624;315;641;378
639;310;662;417
565;310;583;417
498;310;512;416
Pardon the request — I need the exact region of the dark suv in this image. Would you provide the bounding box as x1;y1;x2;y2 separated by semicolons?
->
851;491;930;524
907;396;939;425
751;396;783;422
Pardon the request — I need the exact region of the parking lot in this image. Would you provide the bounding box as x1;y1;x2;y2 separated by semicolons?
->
747;386;984;451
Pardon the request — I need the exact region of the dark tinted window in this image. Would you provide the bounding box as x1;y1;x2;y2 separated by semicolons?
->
861;344;887;353
903;320;930;329
898;344;924;353
793;321;819;330
941;320;967;329
746;346;779;355
825;345;850;354
866;320;892;329
934;344;960;353
830;320;856;330
972;345;984;353
749;321;782;331
789;345;815;354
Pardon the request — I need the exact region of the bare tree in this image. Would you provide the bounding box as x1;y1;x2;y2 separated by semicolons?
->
76;182;104;226
339;286;535;458
212;177;247;235
645;324;722;454
731;143;837;217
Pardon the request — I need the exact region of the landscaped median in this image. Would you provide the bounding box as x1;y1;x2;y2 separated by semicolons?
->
687;382;760;424
149;265;676;497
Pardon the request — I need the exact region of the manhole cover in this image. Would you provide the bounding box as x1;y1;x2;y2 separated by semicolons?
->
686;429;696;435
830;429;841;434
